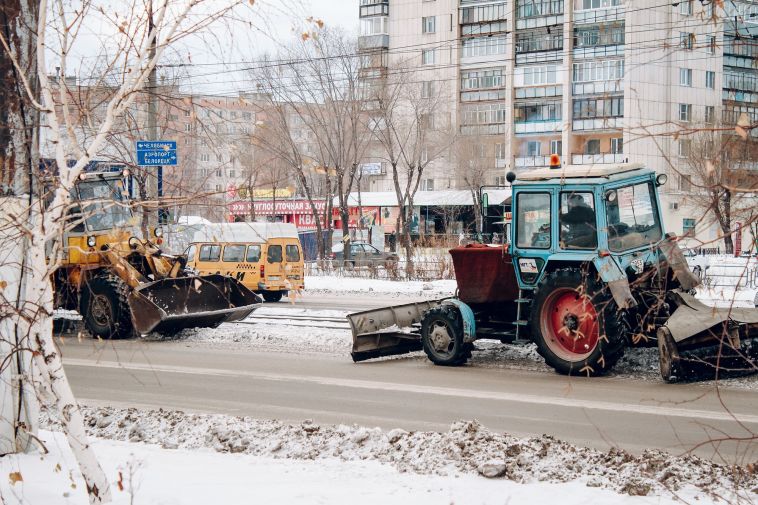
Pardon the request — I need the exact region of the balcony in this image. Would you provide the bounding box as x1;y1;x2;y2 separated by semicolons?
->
514;120;562;135
572;117;622;131
574;4;624;25
573;45;624;60
515;155;551;167
359;0;388;18
571;153;626;165
515;0;563;29
358;34;389;50
572;80;623;96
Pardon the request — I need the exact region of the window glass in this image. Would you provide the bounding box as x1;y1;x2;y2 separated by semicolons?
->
516;193;551;249
267;245;283;263
185;245;196;262
286;245;301;262
199;244;221;262
222;244;246;262
560;192;597;249
606;183;663;251
246;245;261;262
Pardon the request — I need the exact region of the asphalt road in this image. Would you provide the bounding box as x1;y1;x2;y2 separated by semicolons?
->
61;333;758;464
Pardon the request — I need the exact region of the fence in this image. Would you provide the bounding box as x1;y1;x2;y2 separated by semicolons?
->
305;257;455;281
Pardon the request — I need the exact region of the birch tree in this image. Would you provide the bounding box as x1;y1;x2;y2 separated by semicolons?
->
0;1;254;502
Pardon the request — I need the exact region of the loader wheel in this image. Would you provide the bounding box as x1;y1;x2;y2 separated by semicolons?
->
421;305;472;366
262;290;283;303
80;275;134;339
530;269;626;377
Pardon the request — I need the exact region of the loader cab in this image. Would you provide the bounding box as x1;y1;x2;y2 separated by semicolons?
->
63;171;147;265
508;164;667;289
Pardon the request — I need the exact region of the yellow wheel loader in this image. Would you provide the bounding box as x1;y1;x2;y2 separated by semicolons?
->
52;170;261;338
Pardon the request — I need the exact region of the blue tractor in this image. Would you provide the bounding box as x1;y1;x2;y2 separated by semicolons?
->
348;164;758;380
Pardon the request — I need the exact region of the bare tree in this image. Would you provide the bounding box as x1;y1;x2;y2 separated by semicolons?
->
680;126;758;254
455;137;496;235
366;64;456;273
0;1;253;502
255;27;368;261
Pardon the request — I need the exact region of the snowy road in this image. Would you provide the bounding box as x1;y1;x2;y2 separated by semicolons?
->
60;337;758;464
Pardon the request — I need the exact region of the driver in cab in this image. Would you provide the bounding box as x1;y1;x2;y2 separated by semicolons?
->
560;193;597;248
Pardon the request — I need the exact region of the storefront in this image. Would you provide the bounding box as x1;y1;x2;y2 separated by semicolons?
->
228;199;328;230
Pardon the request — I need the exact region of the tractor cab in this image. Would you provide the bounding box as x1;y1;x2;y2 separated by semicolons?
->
509;164;668;292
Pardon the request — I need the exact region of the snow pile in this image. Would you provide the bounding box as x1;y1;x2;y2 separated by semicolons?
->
40;406;757;501
305;276;456;298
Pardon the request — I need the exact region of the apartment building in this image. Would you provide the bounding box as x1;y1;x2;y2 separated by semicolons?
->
357;0;758;243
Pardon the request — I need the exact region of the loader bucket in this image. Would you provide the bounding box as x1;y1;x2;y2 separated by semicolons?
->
658;290;758;381
127;274;262;335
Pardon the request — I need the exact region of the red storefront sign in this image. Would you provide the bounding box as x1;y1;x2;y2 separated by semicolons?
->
229;199;327;216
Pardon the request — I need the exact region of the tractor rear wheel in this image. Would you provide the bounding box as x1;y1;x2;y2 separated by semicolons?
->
530;268;626;376
421;305;472;366
80;275;134;339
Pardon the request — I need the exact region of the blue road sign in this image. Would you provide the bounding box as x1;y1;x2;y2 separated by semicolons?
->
136;140;178;166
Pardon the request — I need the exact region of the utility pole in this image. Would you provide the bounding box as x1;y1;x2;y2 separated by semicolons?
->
146;0;164;228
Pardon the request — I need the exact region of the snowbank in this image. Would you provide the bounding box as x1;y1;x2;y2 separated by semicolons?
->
27;407;755;505
305;276;457;298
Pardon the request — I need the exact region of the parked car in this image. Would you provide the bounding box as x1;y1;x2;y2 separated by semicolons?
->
331;242;399;269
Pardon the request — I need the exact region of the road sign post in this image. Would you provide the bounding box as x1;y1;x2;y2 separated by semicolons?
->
137;140;177;223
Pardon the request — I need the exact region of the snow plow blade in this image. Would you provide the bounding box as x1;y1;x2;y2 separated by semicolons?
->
658;290;758;381
128;274;262;335
348;299;446;362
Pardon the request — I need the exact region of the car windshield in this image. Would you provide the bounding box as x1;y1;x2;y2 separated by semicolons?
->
76;178;133;232
606;182;663;251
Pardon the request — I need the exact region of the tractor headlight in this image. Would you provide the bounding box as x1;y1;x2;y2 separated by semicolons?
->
605;190;617;202
656;174;668;186
87;235;96;247
154;226;163;238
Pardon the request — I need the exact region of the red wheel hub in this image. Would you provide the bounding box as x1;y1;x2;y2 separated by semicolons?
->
542;289;599;359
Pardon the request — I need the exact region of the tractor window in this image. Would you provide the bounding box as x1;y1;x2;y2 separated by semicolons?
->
559;192;597;249
199;244;221;262
222;245;246;262
516;193;551;249
606;182;663;251
267;245;283;263
185;245;196;262
286;245;301;262
246;245;261;262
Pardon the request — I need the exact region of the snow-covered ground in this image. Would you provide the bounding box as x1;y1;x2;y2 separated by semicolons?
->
17;407;753;505
304;276;457;298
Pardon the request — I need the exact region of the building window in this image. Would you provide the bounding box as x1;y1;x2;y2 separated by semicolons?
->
422;16;436;34
200;153;210;162
526;141;541;156
522;64;558;85
680;175;692;192
514;101;562;122
611;137;623;154
215;184;222;192
683;218;695;235
361;16;388;36
461;35;507;58
184;109;191;117
705;71;715;89
422;49;436;65
460;68;505;90
678;139;692;157
495;142;505;159
550;139;562;155
678;102;695;123
216;169;222;177
420;147;429;164
421;178;434;191
572;97;624;119
184;137;190;145
574;24;625;48
578;0;622;9
229;170;235;178
707;36;716;54
217;154;223;162
679;0;692;15
705;105;715;124
421;81;434;98
242;112;252;120
184;123;191;132
572;59;624;82
585;139;600;155
679;32;694;50
679;68;692;87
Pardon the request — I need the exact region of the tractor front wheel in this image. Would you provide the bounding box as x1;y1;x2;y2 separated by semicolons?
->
80;275;134;339
421;305;472;366
530;269;626;376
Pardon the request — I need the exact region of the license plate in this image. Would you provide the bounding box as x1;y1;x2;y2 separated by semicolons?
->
267;276;280;281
